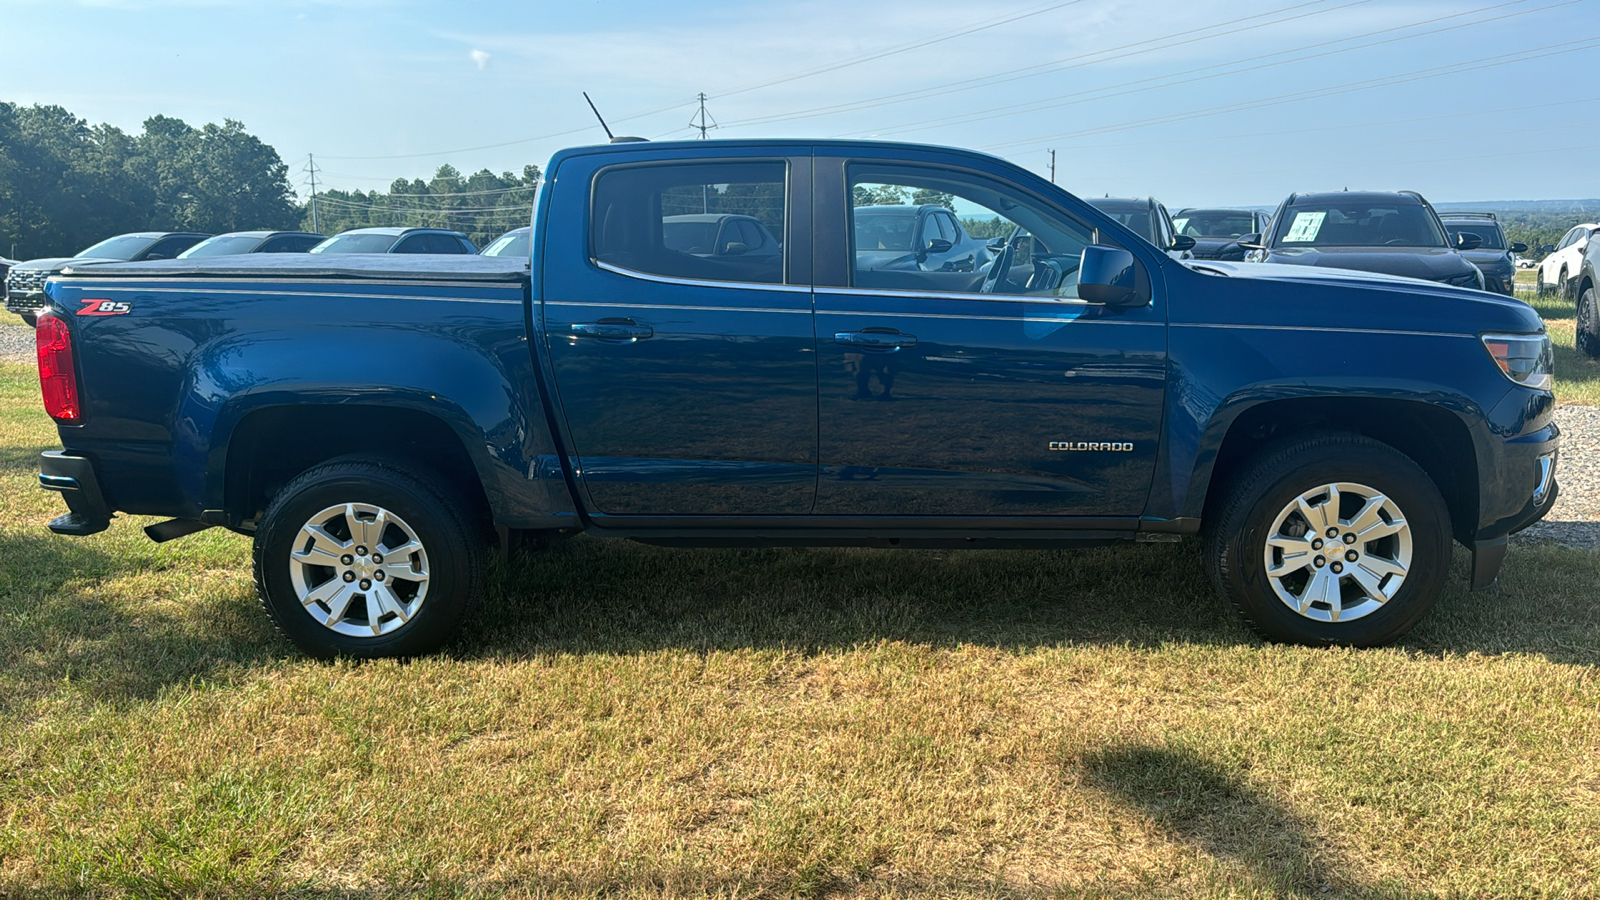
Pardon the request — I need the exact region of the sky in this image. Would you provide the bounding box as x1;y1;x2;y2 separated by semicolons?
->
2;0;1597;208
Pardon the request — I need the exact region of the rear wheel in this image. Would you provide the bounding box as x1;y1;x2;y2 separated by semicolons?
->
253;457;486;658
1579;286;1600;359
1207;434;1451;647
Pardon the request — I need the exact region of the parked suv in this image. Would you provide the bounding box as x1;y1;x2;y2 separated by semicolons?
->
309;228;478;255
178;231;328;258
1173;208;1272;261
1440;213;1526;296
1087;197;1195;260
852;204;992;276
4;232;211;325
1537;223;1596;299
1576;237;1600;357
1242;191;1483;289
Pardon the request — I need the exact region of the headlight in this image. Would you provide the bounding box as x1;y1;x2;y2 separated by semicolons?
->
1481;332;1553;391
1444;271;1480;288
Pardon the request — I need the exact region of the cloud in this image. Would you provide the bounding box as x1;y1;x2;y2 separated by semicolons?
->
469;49;490;71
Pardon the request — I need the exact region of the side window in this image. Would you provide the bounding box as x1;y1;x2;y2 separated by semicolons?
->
849;165;1104;298
737;218;764;249
257;237;291;253
592;161;787;285
392;236;428;254
456;236;478;253
1158;207;1176;247
142;237;189;260
1560;229;1578;250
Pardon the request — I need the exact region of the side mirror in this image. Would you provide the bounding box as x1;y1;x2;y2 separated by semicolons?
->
1237;233;1264;250
144;253;169;260
1078;245;1143;306
986;236;1007;253
721;242;748;256
924;238;954;255
1540;244;1555;254
1511;242;1529;254
1455;233;1483;251
1170;234;1196;252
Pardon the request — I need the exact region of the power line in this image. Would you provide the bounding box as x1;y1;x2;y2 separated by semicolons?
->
843;0;1565;140
715;0;1366;130
981;35;1600;153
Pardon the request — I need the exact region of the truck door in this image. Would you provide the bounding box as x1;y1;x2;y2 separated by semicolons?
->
812;154;1167;518
540;151;817;516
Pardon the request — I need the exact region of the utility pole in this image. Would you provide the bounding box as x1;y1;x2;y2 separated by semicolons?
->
1048;149;1056;184
303;154;320;233
690;93;717;140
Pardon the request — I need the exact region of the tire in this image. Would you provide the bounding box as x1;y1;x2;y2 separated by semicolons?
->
20;311;36;327
253;456;487;659
1206;433;1451;647
1579;286;1600;359
1558;268;1570;301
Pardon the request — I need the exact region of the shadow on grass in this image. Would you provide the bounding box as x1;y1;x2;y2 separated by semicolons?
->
0;529;284;710
1073;741;1420;899
456;536;1600;666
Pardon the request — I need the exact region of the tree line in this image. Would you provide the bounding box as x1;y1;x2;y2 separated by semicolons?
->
309;164;540;248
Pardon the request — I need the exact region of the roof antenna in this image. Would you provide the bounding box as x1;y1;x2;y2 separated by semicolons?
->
583;92;614;140
583;92;648;144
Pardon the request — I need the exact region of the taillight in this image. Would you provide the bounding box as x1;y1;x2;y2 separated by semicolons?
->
36;314;81;422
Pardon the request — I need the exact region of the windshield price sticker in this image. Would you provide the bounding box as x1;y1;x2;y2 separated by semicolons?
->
1284;211;1326;243
1171;217;1189;233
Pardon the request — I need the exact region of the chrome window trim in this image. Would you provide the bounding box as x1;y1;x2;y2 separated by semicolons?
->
593;260;811;294
821;308;1159;325
814;285;1097;307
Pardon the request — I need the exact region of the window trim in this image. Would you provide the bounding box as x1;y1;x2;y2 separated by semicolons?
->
586;157;797;288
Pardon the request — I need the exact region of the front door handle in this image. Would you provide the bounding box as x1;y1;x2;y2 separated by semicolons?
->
834;330;917;351
571;319;654;342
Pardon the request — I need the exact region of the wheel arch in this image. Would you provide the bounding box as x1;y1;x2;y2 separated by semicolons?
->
1198;396;1481;544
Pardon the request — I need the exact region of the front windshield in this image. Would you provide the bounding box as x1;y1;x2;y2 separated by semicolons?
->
309;233;400;254
1444;223;1505;250
1273;203;1447;248
76;234;158;259
480;230;531;258
854;209;917;251
1174;212;1256;239
178;235;262;258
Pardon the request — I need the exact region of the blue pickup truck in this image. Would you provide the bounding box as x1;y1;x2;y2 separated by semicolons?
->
31;138;1560;658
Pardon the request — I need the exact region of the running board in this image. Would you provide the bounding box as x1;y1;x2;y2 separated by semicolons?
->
144;518;213;543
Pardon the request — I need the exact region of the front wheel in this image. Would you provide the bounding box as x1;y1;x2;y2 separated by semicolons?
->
1579;286;1600;359
1206;434;1451;647
1558;268;1570;300
253;457;486;659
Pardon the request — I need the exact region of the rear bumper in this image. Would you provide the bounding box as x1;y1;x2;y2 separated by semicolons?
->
38;451;113;536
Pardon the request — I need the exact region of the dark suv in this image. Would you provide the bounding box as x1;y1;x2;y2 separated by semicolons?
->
1439;213;1526;296
308;228;478;255
1086;196;1195;260
4;232;211;325
1173;208;1272;261
1242;192;1483;289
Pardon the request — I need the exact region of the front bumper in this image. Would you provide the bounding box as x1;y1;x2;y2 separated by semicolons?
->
39;451;113;536
1469;422;1560;589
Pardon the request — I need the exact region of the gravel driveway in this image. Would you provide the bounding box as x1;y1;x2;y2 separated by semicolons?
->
0;323;33;361
1;326;1595;548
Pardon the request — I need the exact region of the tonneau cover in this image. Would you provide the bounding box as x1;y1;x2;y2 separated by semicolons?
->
58;253;530;282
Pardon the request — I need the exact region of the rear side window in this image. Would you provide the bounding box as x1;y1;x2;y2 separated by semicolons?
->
591;161;787;285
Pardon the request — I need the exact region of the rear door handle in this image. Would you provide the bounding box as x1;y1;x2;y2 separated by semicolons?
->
571;319;654;342
834;330;917;350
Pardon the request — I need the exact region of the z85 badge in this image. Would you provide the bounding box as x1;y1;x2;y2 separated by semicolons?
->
77;299;132;316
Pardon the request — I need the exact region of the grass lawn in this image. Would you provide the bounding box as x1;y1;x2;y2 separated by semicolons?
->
3;296;1600;896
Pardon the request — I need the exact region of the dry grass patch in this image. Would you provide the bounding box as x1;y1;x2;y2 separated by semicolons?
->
2;361;1599;897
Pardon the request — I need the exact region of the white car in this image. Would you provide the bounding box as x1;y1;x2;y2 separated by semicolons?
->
1538;223;1597;298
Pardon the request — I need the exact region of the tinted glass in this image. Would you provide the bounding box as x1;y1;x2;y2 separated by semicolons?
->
391;236;432;254
1090;202;1157;243
481;230;531;258
1443;224;1505;250
178;235;264;258
737;219;764;248
77;234;158;259
1173;212;1256;238
592;161;786;285
849;164;1100;299
1273;203;1446;248
141;237;198;260
854;209;919;251
310;233;401;254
